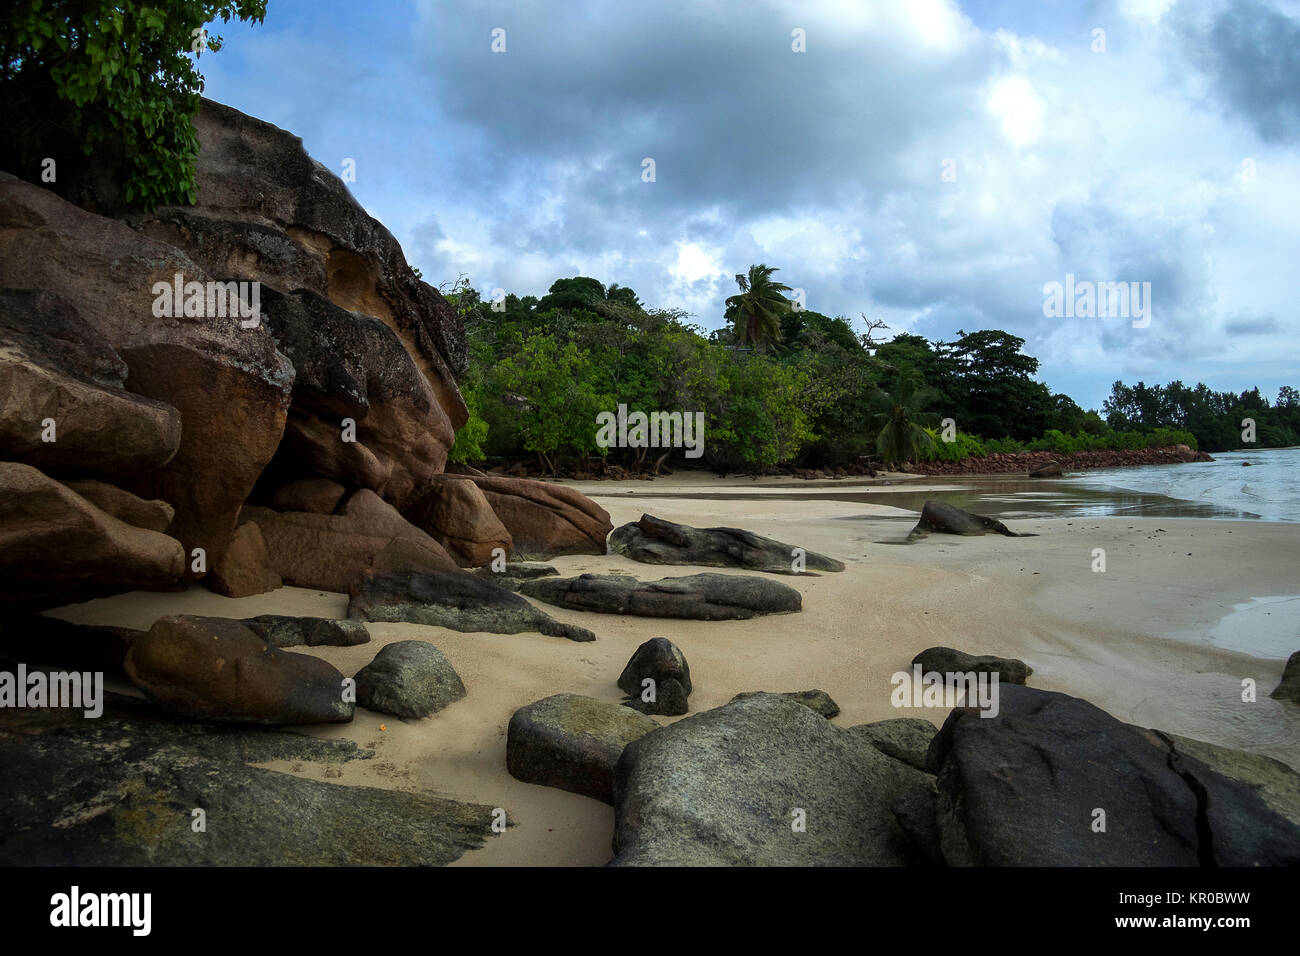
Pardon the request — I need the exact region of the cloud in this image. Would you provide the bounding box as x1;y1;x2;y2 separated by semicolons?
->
197;0;1300;409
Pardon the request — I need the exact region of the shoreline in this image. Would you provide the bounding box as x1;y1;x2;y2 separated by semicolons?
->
45;480;1300;866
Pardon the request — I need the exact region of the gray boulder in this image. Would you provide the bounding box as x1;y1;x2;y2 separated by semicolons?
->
907;500;1031;540
507;694;660;804
611;693;930;865
609;513;845;575
912;646;1033;685
348;567;594;641
927;684;1300;865
520;571;801;620
242;615;370;648
470;561;560;592
731;689;840;718
845;717;938;771
619;637;692;715
354;640;466;719
1270;651;1300;702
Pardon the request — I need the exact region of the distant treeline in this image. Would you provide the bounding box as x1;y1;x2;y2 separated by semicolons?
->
443;271;1292;472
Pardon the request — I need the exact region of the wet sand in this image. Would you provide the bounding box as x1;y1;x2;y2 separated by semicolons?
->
46;476;1300;866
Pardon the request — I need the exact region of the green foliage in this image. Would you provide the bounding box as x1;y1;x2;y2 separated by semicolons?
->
441;263;1287;474
724;264;793;350
917;429;986;462
870;374;940;466
494;333;614;472
1;1;268;209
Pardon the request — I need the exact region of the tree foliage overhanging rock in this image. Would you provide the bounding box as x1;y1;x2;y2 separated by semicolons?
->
520;571;802;620
609;514;845;575
348;567;595;642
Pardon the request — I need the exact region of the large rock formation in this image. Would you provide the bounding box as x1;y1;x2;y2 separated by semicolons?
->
0;462;185;610
0;288;182;480
609;513;845;575
0;171;296;578
403;474;513;566
0;99;613;610
241;489;461;593
461;474;612;558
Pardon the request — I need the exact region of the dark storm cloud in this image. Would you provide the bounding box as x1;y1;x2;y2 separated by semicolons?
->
1171;0;1300;143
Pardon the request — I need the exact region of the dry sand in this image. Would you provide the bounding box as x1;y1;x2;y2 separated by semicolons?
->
47;476;1300;866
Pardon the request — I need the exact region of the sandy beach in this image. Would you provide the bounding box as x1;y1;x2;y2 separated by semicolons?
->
46;474;1300;866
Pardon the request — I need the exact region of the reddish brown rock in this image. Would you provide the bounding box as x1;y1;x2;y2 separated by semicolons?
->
0;288;182;480
247;489;459;593
269;477;347;515
0;173;295;577
122;101;468;510
58;479;174;534
467;475;612;558
209;521;282;598
0;462;185;610
124;615;353;724
404;475;512;567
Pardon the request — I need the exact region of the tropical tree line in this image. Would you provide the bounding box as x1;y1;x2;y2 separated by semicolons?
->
444;266;1286;473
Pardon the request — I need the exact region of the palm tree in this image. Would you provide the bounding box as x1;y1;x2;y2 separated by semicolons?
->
871;373;941;466
724;264;793;350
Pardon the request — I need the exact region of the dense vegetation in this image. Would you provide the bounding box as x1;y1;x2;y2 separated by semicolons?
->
445;271;1294;473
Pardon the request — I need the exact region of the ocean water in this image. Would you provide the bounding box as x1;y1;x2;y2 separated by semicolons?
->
1064;447;1300;523
816;446;1300;522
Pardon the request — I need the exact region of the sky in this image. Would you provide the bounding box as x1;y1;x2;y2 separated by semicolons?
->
196;0;1300;411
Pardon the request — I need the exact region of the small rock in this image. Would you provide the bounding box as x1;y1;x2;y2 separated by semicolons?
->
620;638;691;715
507;693;659;804
1271;651;1300;703
907;500;1031;540
911;646;1033;685
731;689;840;718
242;615;370;648
845;717;938;771
354;640;466;719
